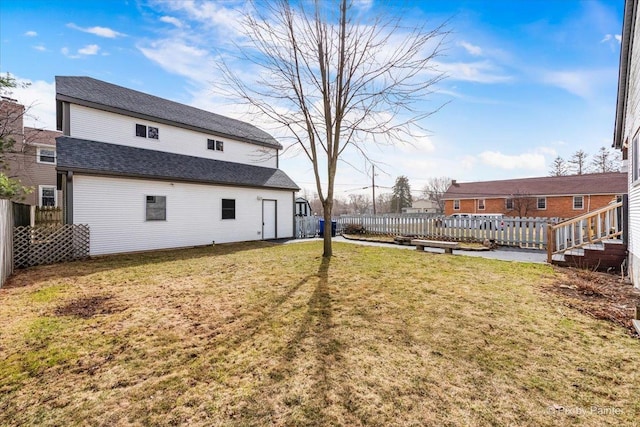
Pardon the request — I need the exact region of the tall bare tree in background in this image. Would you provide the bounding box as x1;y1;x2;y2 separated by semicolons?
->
348;194;371;214
422;176;451;214
548;156;568;176
591;146;621;173
568;149;589;175
219;0;447;257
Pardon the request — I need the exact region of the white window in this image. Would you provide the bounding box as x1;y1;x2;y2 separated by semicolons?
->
37;147;56;164
478;199;485;210
146;195;166;221
39;185;56;207
505;198;514;210
207;139;224;152
573;196;584;210
537;197;546;210
453;199;460;210
136;124;159;140
634;132;640;182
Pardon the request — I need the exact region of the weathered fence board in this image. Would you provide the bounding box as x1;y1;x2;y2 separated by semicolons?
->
14;225;90;268
0;200;14;288
35;206;63;226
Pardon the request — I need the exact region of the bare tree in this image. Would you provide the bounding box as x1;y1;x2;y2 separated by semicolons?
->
348;193;371;214
507;191;536;217
568;149;589;175
591;146;621;173
549;156;568;176
218;0;447;257
422;176;451;214
376;193;394;214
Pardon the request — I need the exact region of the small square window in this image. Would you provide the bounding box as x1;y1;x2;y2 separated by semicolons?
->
148;126;159;139
216;140;224;151
505;198;514;210
146;195;166;221
478;199;485;210
40;186;56;207
573;196;584;210
453;200;460;210
136;124;147;138
537;197;546;210
222;198;235;220
207;139;215;150
37;147;56;164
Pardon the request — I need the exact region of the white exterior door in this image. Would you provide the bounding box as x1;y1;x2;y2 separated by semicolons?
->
263;200;277;239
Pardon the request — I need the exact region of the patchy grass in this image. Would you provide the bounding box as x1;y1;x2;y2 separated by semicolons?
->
0;240;639;426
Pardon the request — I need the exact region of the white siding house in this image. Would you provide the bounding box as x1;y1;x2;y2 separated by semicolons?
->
55;76;299;255
614;0;639;288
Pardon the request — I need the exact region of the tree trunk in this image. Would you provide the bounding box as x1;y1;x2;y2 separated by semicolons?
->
323;205;333;257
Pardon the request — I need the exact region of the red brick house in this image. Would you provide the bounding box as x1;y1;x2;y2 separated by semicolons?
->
442;173;626;219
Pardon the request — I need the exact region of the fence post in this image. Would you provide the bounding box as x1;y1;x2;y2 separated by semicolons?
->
546;223;554;264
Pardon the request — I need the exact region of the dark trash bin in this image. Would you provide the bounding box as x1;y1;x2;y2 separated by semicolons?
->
318;220;337;237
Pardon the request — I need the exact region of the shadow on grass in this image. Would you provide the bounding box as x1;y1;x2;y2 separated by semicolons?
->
4;240;285;289
235;256;344;424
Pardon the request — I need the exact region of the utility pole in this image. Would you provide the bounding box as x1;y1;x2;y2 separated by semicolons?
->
372;164;376;215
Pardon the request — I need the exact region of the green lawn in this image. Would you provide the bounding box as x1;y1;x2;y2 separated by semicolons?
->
0;241;638;426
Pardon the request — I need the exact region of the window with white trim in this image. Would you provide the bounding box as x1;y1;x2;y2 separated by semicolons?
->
634;132;640;181
36;147;56;164
505;198;514;210
136;124;159;140
207;139;224;152
39;185;56;207
573;196;584;210
537;197;546;210
453;199;460;210
478;199;485;210
146;195;166;221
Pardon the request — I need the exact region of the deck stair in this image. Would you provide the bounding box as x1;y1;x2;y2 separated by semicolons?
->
547;202;626;272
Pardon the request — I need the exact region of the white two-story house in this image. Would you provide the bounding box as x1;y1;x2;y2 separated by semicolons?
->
55;76;299;256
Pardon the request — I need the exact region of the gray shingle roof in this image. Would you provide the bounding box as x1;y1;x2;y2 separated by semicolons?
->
56;137;299;191
443;173;627;199
55;76;281;149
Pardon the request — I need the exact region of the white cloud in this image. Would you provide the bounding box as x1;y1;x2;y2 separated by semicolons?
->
24;31;37;37
434;60;512;84
615;34;622;43
78;44;100;55
478;151;546;171
459;41;483;56
539;69;614;99
138;39;214;83
33;45;46;52
9;77;57;130
66;23;125;38
160;16;184;28
61;47;70;56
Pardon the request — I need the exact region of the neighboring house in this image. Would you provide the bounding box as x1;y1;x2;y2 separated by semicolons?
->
614;0;639;288
55;76;299;256
295;197;312;216
402;198;438;214
1;97;62;207
442;173;626;218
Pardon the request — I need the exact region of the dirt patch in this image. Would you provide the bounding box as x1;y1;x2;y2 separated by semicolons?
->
54;295;124;319
546;267;640;336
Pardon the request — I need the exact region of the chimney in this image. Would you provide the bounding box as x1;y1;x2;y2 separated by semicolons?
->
451;179;459;186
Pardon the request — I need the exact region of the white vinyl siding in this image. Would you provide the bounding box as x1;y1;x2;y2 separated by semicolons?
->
69;104;278;168
625;9;640;289
72;175;294;255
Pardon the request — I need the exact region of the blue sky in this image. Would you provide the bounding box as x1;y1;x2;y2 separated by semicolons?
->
0;0;625;198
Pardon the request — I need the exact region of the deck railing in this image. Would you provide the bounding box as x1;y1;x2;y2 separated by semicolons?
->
546;202;623;263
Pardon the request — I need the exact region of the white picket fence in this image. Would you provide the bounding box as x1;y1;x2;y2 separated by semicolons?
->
297;214;555;249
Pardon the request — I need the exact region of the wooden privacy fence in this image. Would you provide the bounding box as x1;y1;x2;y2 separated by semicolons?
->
14;225;90;268
336;214;553;249
295;216;320;238
35;206;63;226
0;200;14;288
